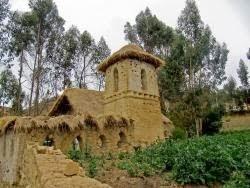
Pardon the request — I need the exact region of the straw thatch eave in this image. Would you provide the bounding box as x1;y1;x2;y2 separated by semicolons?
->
0;116;17;135
3;114;101;134
98;44;165;72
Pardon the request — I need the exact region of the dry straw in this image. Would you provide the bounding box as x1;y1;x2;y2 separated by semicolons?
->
98;44;165;72
48;88;104;117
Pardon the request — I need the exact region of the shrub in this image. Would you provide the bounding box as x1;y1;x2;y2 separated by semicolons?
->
223;172;250;188
87;157;99;178
171;127;187;140
68;147;104;178
118;131;250;186
68;148;83;161
202;105;225;135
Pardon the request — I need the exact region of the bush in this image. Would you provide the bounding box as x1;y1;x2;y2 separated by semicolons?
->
118;131;250;186
223;172;250;188
68;149;83;161
87;157;99;178
202;105;225;135
68;147;104;178
171;127;187;139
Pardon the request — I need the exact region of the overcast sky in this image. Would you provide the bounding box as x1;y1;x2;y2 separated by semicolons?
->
9;0;250;84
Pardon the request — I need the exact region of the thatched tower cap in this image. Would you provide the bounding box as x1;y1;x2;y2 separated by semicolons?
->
98;44;165;72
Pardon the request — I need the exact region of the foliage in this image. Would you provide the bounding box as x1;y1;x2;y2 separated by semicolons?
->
125;2;230;135
223;76;237;101
124;7;174;55
237;59;249;88
0;0;112;115
60;26;80;88
0;69;18;107
171;127;187;140
7;11;35;114
223;172;250;188
92;37;111;91
68;146;104;178
0;0;10;65
68;148;84;161
202;104;225;135
118;131;250;186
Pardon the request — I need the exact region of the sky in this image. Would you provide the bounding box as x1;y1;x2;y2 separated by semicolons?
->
9;0;250;84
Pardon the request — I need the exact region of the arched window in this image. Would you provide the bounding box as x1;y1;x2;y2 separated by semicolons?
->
114;68;119;92
98;135;107;148
43;135;54;147
72;136;82;151
141;69;147;90
117;132;127;148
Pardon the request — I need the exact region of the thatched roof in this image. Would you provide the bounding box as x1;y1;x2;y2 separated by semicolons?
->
98;44;165;72
0;114;134;135
0;116;17;135
48;88;104;117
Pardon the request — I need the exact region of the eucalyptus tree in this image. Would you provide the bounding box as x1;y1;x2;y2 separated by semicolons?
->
124;7;174;56
237;59;249;88
59;26;80;89
124;1;229;135
92;36;111;91
74;30;95;89
0;69;18;114
223;76;237;101
177;0;228;90
8;11;35;114
0;0;11;65
28;0;65;115
175;0;229;135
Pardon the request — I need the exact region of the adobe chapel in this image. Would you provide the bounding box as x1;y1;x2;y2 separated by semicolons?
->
0;44;173;187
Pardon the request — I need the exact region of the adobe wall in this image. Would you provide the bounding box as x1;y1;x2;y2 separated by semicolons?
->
0;132;25;185
103;59;164;145
18;143;111;188
104;96;163;145
24;125;133;154
104;59;159;97
0;116;135;187
0;142;111;188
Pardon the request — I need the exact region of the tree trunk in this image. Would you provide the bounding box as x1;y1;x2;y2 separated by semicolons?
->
17;49;24;115
30;20;42;116
189;57;192;90
195;119;200;137
98;79;102;91
79;56;86;89
28;53;37;116
34;45;43;116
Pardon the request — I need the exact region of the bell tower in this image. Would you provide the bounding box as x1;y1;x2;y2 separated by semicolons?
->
98;44;165;145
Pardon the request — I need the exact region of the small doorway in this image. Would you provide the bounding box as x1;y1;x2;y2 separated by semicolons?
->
117;132;127;148
72;135;82;151
43;134;54;147
98;135;107;148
